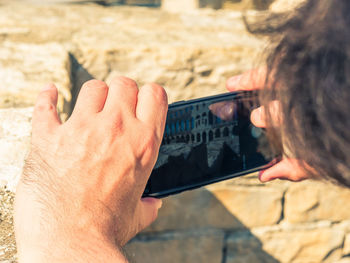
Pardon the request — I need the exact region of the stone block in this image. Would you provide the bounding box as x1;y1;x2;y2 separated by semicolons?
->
269;0;305;12
125;230;224;263
89;44;261;103
223;0;274;10
145;183;283;233
145;187;249;232
162;0;219;11
70;6;263;102
252;224;345;263
284;180;350;223
226;231;279;263
0;3;263;103
344;234;350;256
0;108;32;191
125;0;160;5
101;44;260;103
0;42;71;117
208;184;284;228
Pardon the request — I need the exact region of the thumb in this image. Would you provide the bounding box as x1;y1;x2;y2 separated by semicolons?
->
137;198;162;232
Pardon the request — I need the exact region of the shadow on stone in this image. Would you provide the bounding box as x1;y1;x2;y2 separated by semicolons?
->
69;53;95;116
125;187;280;263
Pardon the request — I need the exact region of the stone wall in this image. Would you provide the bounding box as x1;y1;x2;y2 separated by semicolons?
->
6;0;300;11
162;0;275;11
0;1;349;263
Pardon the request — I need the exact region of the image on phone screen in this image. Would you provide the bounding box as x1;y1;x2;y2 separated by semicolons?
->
143;91;277;198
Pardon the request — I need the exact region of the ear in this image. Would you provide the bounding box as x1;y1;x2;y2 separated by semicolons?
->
259;158;311;182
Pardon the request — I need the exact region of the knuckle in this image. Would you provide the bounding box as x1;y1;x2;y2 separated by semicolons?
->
111;116;125;135
82;79;108;91
103;107;124;125
145;83;168;105
112;76;138;89
98;112;125;140
35;101;56;113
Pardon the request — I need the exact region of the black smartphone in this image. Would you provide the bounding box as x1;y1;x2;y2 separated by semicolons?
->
143;91;278;198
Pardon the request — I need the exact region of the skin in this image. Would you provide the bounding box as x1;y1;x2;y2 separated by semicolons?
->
226;68;311;183
14;77;168;263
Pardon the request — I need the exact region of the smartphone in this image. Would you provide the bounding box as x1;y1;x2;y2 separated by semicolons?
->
143;91;279;198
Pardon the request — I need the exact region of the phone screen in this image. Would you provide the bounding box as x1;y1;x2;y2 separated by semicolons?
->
143;91;276;198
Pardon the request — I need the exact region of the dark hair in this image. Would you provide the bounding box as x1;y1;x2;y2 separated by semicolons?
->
248;0;350;187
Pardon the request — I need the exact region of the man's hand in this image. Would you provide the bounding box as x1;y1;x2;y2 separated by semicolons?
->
227;69;311;183
14;77;168;262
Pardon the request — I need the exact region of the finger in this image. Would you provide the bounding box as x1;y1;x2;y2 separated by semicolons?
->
251;106;266;127
208;101;236;121
137;198;162;231
258;158;310;182
136;83;168;139
103;76;139;116
71;80;109;117
226;67;267;92
251;100;282;128
32;84;61;135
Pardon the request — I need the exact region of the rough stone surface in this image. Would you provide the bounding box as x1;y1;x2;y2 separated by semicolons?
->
269;0;305;12
0;189;16;262
0;108;32;191
0;42;71;116
284;180;350;224
162;0;277;12
226;231;280;263
146;187;254;232
125;230;224;263
70;7;264;103
0;3;265;103
252;224;345;263
162;0;224;11
344;234;350;256
207;183;284;228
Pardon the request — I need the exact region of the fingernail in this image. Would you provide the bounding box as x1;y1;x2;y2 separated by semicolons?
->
228;75;242;87
251;107;265;126
157;200;163;209
251;107;263;118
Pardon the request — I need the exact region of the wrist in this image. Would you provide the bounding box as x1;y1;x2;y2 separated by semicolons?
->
17;233;128;263
15;169;128;263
